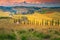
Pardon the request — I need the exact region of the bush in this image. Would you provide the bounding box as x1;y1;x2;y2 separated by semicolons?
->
18;30;26;34
28;29;34;32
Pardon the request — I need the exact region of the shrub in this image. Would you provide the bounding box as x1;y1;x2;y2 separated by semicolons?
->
28;29;34;32
18;30;26;34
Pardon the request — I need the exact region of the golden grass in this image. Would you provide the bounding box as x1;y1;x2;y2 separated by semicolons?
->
0;11;60;40
0;11;10;17
0;11;60;31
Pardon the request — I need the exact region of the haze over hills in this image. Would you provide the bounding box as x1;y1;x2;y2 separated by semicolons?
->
0;1;60;17
14;1;60;7
0;0;60;6
0;1;60;7
0;6;41;14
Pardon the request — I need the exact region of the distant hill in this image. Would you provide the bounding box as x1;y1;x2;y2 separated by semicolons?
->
0;6;60;14
0;6;40;14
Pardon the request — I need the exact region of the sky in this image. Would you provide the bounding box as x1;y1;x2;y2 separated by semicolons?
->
0;0;60;7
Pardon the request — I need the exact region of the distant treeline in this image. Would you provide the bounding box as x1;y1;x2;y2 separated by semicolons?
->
0;17;60;26
13;18;60;26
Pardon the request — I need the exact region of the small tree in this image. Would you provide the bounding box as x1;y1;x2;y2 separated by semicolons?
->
50;19;54;26
45;20;48;26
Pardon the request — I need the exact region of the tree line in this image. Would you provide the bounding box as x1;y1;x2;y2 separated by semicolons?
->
13;18;60;26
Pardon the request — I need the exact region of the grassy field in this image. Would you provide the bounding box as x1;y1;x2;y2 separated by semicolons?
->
0;11;60;40
0;25;60;40
0;18;60;40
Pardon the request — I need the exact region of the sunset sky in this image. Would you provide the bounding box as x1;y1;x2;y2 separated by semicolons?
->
0;0;60;6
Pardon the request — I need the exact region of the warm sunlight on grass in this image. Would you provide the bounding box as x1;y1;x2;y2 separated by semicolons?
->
0;11;10;17
0;11;60;40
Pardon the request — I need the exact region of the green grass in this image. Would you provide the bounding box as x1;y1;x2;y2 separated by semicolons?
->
0;33;16;40
0;29;60;40
17;29;51;40
52;38;60;40
0;27;60;40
